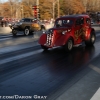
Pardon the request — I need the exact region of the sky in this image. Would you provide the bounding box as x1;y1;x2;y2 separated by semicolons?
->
0;0;8;3
4;0;8;1
1;0;21;3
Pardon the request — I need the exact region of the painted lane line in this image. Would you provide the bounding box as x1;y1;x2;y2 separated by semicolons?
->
90;88;100;100
0;38;11;41
0;34;12;37
0;42;39;54
96;33;100;37
0;49;42;65
89;64;100;74
89;65;100;100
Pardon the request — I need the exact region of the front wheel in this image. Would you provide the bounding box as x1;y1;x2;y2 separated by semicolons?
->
85;31;96;46
64;38;73;51
41;45;48;50
12;29;17;36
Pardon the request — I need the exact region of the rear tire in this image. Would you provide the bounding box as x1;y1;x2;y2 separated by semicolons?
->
85;31;96;46
24;27;30;36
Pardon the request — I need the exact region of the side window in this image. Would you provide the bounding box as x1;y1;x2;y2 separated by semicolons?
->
24;19;26;22
86;18;91;25
80;18;84;24
76;19;80;25
76;18;84;25
20;19;24;22
24;19;31;22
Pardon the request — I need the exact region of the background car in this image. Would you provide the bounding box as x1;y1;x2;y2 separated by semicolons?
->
11;18;46;36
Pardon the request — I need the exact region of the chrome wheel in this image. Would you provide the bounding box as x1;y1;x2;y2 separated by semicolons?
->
91;33;95;43
24;28;30;35
85;31;96;46
12;29;17;36
68;39;73;50
64;38;73;51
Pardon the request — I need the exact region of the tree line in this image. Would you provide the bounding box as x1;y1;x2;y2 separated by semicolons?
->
0;0;100;20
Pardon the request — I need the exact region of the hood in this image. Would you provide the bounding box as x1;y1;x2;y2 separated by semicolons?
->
48;27;72;34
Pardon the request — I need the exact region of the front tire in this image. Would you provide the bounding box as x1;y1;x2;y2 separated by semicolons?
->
64;38;73;51
41;45;48;50
85;31;96;46
12;29;17;36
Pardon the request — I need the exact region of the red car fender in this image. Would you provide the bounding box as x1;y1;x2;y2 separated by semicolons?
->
85;28;95;41
63;34;74;45
38;34;47;45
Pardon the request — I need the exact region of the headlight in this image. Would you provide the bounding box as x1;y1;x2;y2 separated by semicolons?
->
68;29;71;32
62;30;67;35
62;29;71;35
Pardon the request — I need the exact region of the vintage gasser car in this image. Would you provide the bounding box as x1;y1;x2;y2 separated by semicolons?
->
11;18;45;36
39;15;96;51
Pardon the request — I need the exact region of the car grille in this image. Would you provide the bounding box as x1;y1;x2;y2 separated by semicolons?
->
46;33;54;46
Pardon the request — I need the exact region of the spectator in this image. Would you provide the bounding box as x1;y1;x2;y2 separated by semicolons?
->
5;21;8;27
1;21;3;27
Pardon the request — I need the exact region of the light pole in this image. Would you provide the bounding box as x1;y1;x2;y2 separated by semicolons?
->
21;5;24;18
53;0;60;20
36;0;40;19
36;0;39;6
0;0;4;16
0;1;3;16
53;2;55;19
58;0;59;17
11;3;13;18
84;0;87;13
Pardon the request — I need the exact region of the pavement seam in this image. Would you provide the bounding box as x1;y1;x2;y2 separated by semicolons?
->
89;64;100;74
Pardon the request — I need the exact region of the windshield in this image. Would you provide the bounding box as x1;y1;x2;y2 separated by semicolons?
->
55;19;73;27
20;19;24;22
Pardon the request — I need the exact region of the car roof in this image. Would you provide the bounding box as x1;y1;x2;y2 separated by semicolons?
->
22;18;34;20
57;14;90;20
21;18;40;21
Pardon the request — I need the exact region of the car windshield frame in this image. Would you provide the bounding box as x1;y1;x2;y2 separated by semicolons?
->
19;18;32;22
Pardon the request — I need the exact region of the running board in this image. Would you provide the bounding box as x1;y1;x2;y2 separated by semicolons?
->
73;43;82;47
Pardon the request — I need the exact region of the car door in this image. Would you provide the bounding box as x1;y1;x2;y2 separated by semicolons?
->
20;18;27;29
21;18;31;29
74;17;85;44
